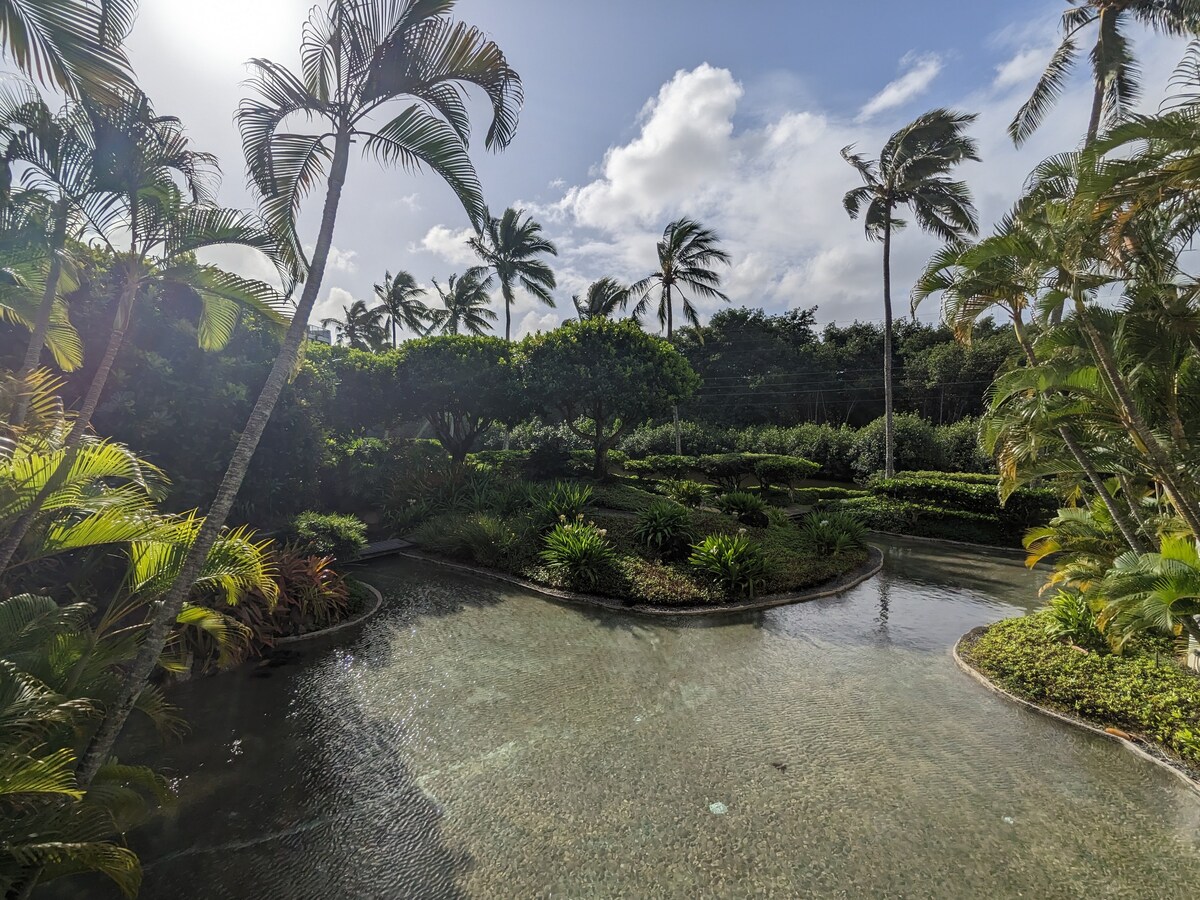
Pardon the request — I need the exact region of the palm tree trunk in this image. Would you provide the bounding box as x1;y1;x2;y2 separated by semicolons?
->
666;283;682;454
11;200;69;426
1011;316;1146;551
0;280;134;573
882;213;895;478
1074;294;1200;537
1085;11;1109;146
505;294;511;343
76;127;355;787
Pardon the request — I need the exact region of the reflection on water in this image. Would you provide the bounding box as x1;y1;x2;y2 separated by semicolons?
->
70;538;1200;898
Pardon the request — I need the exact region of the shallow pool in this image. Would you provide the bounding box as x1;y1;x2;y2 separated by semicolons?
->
100;538;1200;898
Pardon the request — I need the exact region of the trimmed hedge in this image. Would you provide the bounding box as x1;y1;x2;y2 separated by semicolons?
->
964;613;1200;766
831;496;1019;547
869;474;1057;530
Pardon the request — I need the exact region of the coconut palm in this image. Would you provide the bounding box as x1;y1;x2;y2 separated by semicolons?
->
1099;536;1200;645
78;0;522;786
573;276;630;321
842;108;980;477
1009;0;1200;146
429;268;496;335
0;0;136;103
374;269;428;345
468;206;557;341
630;218;731;338
322;298;390;351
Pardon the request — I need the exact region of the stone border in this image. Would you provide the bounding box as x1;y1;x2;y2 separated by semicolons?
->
953;626;1200;797
273;580;383;645
386;545;883;618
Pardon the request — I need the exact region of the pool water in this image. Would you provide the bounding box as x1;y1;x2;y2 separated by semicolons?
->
88;538;1200;898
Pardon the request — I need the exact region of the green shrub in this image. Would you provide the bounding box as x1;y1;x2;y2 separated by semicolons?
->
524;443;575;480
468;450;528;480
458;514;525;570
869;473;1057;530
623;454;695;478
286;511;367;560
689;533;768;599
633;500;694;559
540;518;616;590
1043;590;1107;652
790;486;866;504
751;454;819;493
831;495;1017;546
530;480;594;531
589;481;662;513
662;479;712;508
850;414;944;480
619;421;732;457
696;453;759;491
964;613;1200;765
796;510;867;556
936;417;993;473
716;491;769;527
733;423;859;481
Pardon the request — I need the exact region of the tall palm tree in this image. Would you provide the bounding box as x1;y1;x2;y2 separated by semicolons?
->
374;269;428;345
630;218;731;338
0;85;103;424
0;90;288;574
468;206;557;341
1009;0;1200;147
77;0;522;785
573;276;630;321
322;298;390;351
0;0;136;103
429;268;496;335
842;108;980;477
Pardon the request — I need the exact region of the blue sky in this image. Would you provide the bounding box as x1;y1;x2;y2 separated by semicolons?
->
123;1;1190;337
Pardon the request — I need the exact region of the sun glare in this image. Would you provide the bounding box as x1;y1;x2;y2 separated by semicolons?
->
137;0;299;70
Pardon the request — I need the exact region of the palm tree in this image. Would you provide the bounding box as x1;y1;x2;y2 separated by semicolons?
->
630;218;731;338
842;108;980;477
0;91;288;574
374;269;428;345
322;298;390;351
573;277;630;321
468;206;557;341
77;0;522;785
1100;537;1200;645
0;0;136;103
0;85;103;424
429;268;497;335
1009;0;1200;146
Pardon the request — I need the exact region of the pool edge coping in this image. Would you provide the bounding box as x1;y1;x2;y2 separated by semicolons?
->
953;627;1200;798
382;545;884;618
273;579;384;645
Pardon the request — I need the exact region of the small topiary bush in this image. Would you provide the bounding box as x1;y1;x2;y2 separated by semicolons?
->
286;511;368;560
689;532;768;599
539;518;616;590
623;454;696;479
633;500;694;559
751;454;819;494
964;613;1200;765
796;510;867;556
716;491;769;527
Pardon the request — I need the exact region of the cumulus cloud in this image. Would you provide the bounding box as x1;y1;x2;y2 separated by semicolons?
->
311;285;354;330
857;52;944;121
326;246;358;273
414;224;478;268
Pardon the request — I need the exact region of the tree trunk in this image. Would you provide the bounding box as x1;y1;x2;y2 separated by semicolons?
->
0;280;134;574
11;200;69;426
76;128;354;787
1086;10;1109;147
665;282;681;455
1011;316;1147;552
881;213;895;478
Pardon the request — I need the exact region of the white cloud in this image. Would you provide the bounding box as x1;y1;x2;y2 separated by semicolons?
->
311;285;354;329
414;224;478;268
528;35;1187;333
857;52;944;121
993;46;1051;90
326;246;358;274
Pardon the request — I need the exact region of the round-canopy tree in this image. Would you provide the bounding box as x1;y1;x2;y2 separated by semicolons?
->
518;318;699;478
395;335;517;463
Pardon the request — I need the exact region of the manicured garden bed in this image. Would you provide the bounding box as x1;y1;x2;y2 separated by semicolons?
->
959;613;1200;780
397;475;871;610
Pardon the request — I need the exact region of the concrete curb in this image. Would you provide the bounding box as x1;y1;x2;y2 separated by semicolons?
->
953;626;1200;798
385;545;884;618
273;580;384;646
